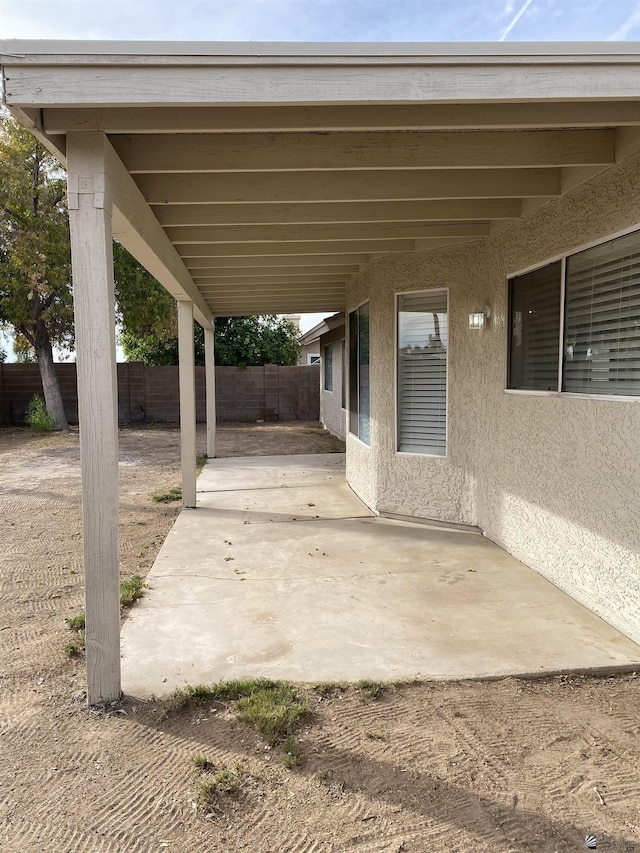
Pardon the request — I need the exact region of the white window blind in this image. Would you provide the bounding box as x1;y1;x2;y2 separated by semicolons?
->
564;232;640;396
397;290;448;455
508;262;562;391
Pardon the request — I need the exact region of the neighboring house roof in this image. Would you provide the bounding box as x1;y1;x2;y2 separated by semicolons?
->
298;313;345;348
2;41;640;325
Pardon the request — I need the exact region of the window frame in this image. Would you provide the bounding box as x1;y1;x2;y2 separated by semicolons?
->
348;300;371;446
394;287;450;458
505;223;640;403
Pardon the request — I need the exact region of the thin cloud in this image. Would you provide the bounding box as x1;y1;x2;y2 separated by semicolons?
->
498;0;534;41
607;0;640;39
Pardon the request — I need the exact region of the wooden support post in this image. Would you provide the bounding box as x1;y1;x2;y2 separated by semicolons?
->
204;325;216;458
178;300;197;508
67;131;120;706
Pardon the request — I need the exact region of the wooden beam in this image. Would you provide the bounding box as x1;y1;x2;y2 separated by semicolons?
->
66;132;121;706
192;265;359;277
615;126;640;162
186;253;370;268
170;222;490;244
137;169;560;204
414;236;484;251
43;102;640;134
560;165;609;194
195;274;347;285
178;300;197;509
8;63;640;106
82;136;212;329
154;199;521;226
203;299;346;315
178;239;413;256
112;129;615;173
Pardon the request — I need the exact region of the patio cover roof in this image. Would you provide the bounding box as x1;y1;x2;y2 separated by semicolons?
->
3;40;640;323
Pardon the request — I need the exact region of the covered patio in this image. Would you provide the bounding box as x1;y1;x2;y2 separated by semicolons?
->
121;452;640;696
3;40;640;704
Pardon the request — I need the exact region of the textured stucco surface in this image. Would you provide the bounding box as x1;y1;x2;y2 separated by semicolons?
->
345;151;640;644
319;327;346;440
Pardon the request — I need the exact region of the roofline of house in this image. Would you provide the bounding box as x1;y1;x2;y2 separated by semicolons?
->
298;312;345;346
3;39;640;63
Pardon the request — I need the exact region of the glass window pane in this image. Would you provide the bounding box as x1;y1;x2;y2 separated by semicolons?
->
397;290;448;455
324;343;333;391
348;310;359;435
564;231;640;396
358;303;370;445
508;262;562;391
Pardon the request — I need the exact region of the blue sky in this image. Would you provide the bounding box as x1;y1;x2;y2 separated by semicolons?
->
2;0;640;357
2;0;640;44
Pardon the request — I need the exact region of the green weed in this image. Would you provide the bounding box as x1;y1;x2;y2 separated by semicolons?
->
120;574;144;608
170;678;282;710
357;680;385;700
25;395;53;433
236;684;310;745
152;487;182;503
66;614;85;631
280;736;304;768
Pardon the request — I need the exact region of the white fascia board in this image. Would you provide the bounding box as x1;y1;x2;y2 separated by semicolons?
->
3;41;640;109
3;39;640;60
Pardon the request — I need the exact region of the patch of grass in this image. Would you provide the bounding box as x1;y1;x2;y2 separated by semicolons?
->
64;641;82;657
357;680;385;700
236;684;310;745
64;613;85;657
66;613;85;632
193;754;213;771
313;681;347;697
25;395;54;433
120;574;144;608
152;487;182;503
280;736;304;768
196;453;208;474
170;678;283;710
197;767;241;806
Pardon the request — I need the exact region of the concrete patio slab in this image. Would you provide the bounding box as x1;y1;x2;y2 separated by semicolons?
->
120;454;640;697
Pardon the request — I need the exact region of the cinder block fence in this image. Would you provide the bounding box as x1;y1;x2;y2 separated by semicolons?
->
0;363;320;425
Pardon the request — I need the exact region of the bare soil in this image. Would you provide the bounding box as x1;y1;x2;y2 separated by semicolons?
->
1;423;639;853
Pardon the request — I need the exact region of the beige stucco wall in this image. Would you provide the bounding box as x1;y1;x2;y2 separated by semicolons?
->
345;151;640;643
319;327;346;440
298;341;320;365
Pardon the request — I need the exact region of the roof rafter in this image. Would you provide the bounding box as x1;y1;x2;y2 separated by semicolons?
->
111;129;615;173
42;102;640;134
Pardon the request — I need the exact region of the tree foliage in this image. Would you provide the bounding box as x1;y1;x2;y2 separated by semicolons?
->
117;266;300;368
0;113;72;427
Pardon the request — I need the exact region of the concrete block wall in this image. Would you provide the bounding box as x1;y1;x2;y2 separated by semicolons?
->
0;363;320;425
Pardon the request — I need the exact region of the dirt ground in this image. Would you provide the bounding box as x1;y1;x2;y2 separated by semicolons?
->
1;422;639;853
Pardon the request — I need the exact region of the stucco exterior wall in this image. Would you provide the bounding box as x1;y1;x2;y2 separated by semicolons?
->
298;341;320;365
345;151;640;643
319;327;346;440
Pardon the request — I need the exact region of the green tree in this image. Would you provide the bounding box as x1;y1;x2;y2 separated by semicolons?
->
121;314;299;367
116;262;299;368
0;114;72;428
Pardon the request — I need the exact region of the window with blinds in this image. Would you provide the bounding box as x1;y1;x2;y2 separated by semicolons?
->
564;231;640;396
397;290;448;456
508;262;562;391
507;227;640;398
